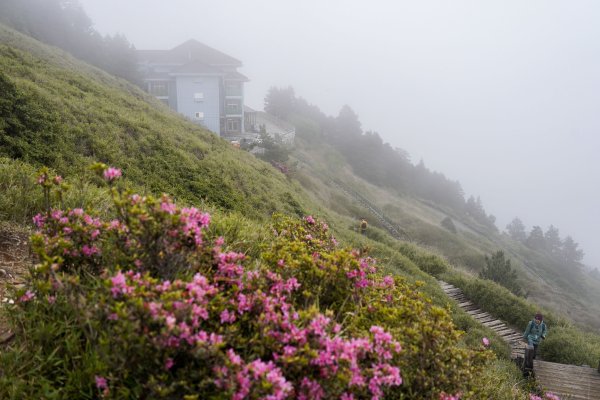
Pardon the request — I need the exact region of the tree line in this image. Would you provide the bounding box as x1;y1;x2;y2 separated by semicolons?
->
0;0;140;83
506;217;584;266
264;86;497;229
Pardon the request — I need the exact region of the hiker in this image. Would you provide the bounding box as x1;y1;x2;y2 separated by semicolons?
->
359;218;368;235
523;312;547;359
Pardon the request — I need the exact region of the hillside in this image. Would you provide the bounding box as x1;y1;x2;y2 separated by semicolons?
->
0;22;599;399
0;25;310;222
280;105;600;331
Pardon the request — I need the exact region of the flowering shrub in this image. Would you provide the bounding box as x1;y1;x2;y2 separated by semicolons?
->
8;166;496;399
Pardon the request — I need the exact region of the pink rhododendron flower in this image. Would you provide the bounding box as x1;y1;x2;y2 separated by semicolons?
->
110;271;132;297
19;290;35;303
32;213;46;228
103;167;122;181
95;375;108;389
482;337;490;347
165;358;175;370
160;201;177;215
220;309;236;324
382;275;395;288
299;377;324;400
52;175;63;185
305;215;316;224
82;245;100;257
51;209;63;220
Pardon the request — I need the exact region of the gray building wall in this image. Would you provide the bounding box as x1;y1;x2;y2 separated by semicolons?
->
174;75;222;134
168;80;178;110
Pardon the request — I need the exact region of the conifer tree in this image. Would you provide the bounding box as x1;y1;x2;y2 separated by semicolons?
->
526;226;546;250
544;225;562;255
479;250;523;296
561;236;584;265
506;217;527;242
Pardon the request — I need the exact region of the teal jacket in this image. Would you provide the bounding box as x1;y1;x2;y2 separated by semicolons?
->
523;320;547;345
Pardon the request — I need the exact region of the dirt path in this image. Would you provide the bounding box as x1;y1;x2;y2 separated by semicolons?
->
0;222;32;344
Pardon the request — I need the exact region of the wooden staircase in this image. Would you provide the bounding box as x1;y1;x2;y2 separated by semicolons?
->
439;281;526;358
439;281;600;399
533;360;600;400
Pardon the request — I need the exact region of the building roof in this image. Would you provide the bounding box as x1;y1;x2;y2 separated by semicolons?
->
224;70;249;82
138;39;242;67
169;60;225;75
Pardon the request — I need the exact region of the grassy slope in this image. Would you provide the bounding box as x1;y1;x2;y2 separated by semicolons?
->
0;22;597;373
0;22;511;352
291;133;600;331
0;25;308;222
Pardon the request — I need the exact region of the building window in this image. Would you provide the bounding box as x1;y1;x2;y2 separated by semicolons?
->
227;118;240;132
194;92;204;102
195;111;204;120
148;81;169;97
226;100;241;114
225;81;242;96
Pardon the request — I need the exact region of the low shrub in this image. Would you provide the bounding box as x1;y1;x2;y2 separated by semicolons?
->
0;158;109;225
0;166;503;399
394;242;449;277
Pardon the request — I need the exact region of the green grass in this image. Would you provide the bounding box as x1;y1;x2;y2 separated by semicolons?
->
0;21;597;398
0;24;313;223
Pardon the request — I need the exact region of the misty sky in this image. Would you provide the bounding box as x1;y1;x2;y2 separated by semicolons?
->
79;0;600;267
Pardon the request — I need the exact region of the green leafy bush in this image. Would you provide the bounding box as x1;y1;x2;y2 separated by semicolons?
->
479;250;523;296
0;167;501;399
441;217;457;233
394;242;449;277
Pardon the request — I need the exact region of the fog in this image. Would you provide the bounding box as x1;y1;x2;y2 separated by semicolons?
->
79;0;600;268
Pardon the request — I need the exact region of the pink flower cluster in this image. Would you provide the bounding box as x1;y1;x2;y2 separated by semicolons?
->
103;167;122;182
95;375;109;397
33;192;212;278
215;355;293;400
346;253;377;289
32;181;408;398
105;233;404;398
19;290;35;303
32;207;104;271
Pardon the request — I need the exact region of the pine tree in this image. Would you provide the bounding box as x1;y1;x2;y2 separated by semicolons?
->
506;217;527;242
526;226;546;250
479;250;523;296
264;86;296;119
561;236;584;265
544;225;562;255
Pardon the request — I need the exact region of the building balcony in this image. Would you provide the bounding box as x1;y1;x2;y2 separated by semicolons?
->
225;88;243;97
